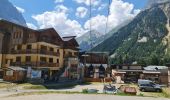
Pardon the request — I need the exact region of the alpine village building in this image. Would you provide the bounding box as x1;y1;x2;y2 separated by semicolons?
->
0;19;79;82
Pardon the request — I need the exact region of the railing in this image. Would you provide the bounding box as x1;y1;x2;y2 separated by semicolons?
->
64;54;78;58
11;62;59;67
11;49;60;56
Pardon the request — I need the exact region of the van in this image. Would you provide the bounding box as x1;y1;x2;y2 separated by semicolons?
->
138;79;155;86
138;79;162;92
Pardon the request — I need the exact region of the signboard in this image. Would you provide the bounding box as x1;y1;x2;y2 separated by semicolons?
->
27;67;32;78
31;70;41;78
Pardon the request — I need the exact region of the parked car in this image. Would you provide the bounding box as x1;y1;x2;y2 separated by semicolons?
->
138;79;154;86
139;83;162;92
103;84;117;94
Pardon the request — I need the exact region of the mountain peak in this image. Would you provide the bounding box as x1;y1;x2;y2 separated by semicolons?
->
0;0;27;26
147;0;170;8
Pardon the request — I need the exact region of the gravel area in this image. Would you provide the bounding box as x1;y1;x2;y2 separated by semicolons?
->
1;94;169;100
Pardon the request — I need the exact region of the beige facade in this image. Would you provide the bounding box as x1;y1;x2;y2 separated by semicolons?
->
5;42;61;70
0;20;79;82
0;33;4;68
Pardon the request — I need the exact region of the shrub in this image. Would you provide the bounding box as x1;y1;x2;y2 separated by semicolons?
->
82;89;88;94
162;88;170;98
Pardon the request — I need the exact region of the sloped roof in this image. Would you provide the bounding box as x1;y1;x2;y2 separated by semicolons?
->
144;66;168;70
8;66;26;71
62;36;76;41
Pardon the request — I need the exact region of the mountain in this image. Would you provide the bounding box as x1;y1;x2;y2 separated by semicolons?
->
92;2;170;65
76;30;104;51
0;0;27;26
77;21;130;51
147;0;170;8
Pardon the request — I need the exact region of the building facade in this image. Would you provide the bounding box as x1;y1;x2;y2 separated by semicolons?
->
0;19;79;82
111;65;170;85
80;52;111;82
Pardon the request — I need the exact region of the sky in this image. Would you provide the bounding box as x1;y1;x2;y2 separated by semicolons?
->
9;0;148;37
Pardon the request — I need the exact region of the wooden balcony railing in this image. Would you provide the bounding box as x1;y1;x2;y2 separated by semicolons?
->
64;54;78;58
11;49;60;56
11;62;59;67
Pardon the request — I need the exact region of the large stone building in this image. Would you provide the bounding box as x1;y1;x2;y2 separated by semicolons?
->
0;19;79;82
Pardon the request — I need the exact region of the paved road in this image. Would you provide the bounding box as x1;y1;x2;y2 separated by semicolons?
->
1;94;169;100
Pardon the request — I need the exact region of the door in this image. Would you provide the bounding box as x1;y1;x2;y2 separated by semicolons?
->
146;84;155;91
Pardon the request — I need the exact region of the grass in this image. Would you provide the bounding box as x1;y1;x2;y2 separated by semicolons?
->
21;83;78;90
6;88;170;98
0;83;16;89
8;91;81;97
162;88;170;98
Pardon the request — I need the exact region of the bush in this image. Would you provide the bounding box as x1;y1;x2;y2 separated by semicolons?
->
162;88;170;98
82;89;88;94
138;93;144;97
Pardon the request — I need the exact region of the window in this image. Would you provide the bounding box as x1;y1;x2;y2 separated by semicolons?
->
41;45;47;50
27;45;32;50
6;70;13;76
10;59;13;65
119;66;122;69
19;33;22;38
57;49;59;53
112;65;117;69
49;48;54;52
16;57;21;62
74;52;77;56
5;59;8;64
28;33;32;38
49;58;53;63
57;59;59;63
17;45;22;50
13;33;16;39
16;32;19;38
69;52;72;56
40;57;46;62
26;56;31;62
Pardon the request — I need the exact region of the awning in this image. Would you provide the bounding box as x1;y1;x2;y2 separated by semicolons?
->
116;71;126;74
143;71;161;74
118;70;143;72
7;66;26;71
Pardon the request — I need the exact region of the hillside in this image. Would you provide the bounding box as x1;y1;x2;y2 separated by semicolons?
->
77;21;129;51
92;2;170;65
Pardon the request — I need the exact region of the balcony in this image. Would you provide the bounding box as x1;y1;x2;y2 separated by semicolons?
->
39;49;60;56
64;54;78;58
11;62;59;68
11;49;60;56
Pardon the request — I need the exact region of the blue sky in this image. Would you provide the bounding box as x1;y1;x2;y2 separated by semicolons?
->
9;0;148;36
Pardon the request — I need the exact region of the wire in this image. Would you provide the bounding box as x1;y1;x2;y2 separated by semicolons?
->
104;0;111;35
89;0;92;50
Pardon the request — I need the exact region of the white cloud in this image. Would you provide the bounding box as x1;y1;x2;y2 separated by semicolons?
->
74;0;101;6
55;0;64;3
98;3;107;11
84;15;107;34
27;23;37;30
15;6;25;13
32;10;86;37
55;5;68;13
32;0;141;37
76;7;88;18
84;0;141;34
